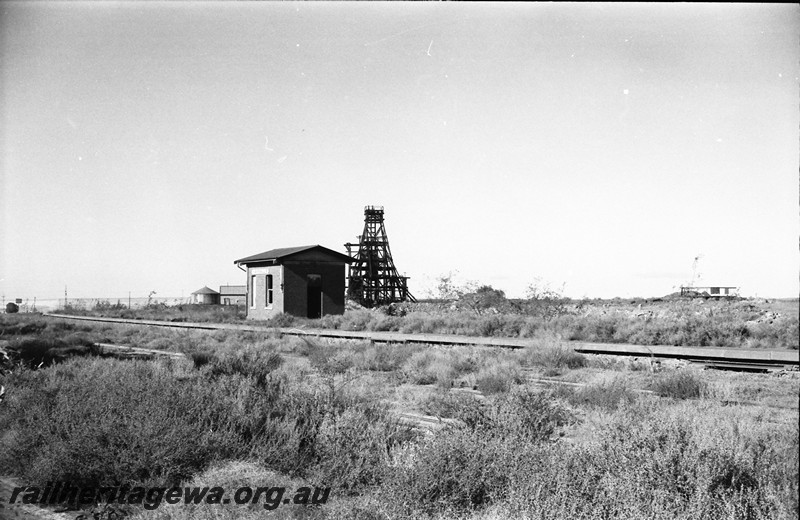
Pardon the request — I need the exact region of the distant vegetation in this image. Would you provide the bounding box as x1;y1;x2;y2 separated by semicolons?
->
0;313;798;519
49;284;799;350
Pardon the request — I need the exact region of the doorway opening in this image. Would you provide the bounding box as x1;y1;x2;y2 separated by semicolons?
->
307;274;322;318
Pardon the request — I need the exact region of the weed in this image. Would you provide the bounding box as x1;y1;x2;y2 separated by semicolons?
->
523;343;588;370
475;359;524;395
567;378;638;412
651;370;707;399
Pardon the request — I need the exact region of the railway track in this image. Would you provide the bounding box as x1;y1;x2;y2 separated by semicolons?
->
42;313;799;372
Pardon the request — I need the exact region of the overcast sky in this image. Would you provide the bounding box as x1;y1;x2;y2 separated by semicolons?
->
2;2;798;300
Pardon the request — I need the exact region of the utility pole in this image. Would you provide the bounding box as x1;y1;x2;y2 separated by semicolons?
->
128;291;131;308
691;254;703;288
65;285;68;308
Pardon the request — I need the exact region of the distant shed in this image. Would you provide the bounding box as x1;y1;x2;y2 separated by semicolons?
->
234;245;353;320
680;286;740;298
219;285;246;305
191;286;220;304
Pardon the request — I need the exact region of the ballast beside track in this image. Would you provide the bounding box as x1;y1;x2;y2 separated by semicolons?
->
42;313;800;370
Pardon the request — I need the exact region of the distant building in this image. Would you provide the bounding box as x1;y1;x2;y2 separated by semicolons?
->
191;286;220;304
234;245;353;320
680;286;740;298
219;285;246;305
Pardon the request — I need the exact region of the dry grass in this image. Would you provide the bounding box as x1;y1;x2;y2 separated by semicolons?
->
2;313;798;520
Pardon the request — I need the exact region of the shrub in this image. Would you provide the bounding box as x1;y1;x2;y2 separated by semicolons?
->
0;315;49;336
189;351;215;369
384;388;568;516
384;427;526;515
0;359;241;486
0;356;371;488
651;370;707;399
350;342;419;372
129;461;311;520
525;343;588;370
475;359;524;395
340;310;375;331
301;339;355;375
264;312;295;328
490;386;572;441
502;400;798;519
6;338;95;368
420;390;484;421
207;345;283;386
311;406;414;494
566;378;638;412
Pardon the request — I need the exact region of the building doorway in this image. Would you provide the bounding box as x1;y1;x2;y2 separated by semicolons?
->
307;274;322;318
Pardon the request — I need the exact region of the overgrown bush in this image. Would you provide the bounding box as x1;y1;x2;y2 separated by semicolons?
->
0;355;409;490
474;358;524;395
383;387;570;516
401;349;478;387
129;461;313;520
521;342;588;373
503;400;799;519
420;390;484;420
565;378;638;411
0;315;49;336
348;342;420;372
207;345;284;386
651;370;707;399
5;337;98;368
311;406;415;494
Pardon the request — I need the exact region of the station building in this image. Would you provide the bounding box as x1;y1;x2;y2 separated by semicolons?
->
234;245;352;320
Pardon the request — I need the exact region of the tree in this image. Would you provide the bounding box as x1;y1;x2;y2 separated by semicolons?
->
459;285;509;315
523;279;568;320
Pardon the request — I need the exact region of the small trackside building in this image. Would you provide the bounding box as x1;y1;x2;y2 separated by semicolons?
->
219;285;246;306
234;245;353;320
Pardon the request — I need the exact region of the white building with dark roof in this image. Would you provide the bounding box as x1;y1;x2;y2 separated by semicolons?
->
191;286;220;305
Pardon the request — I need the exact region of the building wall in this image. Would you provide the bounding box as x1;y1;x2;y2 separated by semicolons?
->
245;264;284;320
243;260;346;320
282;261;346;318
219;286;246;305
193;293;219;305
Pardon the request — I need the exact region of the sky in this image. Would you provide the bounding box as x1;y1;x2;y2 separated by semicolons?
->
1;2;798;301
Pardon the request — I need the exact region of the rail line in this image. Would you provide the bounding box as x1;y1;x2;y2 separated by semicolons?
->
43;313;799;371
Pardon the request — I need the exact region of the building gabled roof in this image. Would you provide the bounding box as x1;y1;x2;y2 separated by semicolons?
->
192;286;220;295
234;245;353;265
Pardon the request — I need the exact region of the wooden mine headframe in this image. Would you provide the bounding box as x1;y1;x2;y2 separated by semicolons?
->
345;206;415;308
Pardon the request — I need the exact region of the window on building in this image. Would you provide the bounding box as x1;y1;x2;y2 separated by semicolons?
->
250;275;256;307
266;275;273;306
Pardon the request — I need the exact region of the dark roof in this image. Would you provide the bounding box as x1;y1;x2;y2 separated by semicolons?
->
234;245;353;265
219;285;246;295
192;286;219;295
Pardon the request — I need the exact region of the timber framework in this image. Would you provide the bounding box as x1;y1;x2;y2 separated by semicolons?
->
345;206;415;308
